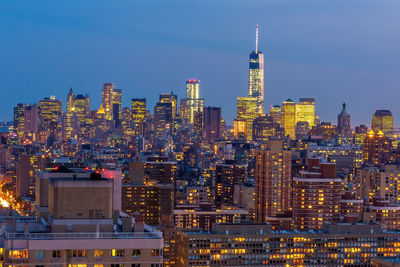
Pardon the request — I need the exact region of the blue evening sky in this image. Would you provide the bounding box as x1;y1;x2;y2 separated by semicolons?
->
1;0;400;126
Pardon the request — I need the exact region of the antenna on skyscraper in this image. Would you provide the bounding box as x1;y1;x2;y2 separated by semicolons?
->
255;24;259;53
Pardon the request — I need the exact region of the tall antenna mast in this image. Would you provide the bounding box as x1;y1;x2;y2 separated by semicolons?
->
255;24;259;53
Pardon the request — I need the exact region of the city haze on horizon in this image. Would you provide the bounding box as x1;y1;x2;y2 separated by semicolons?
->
1;0;400;126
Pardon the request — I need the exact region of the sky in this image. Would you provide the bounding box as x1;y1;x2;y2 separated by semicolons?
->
1;0;400;126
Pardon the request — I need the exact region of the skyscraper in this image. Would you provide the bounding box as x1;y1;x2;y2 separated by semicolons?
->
295;98;315;128
102;82;114;121
371;110;393;136
282;99;296;139
160;92;178;119
112;88;122;128
131;98;146;135
39;96;62;128
255;140;292;222
186;79;204;125
203;106;221;142
248;25;264;114
237;96;258;141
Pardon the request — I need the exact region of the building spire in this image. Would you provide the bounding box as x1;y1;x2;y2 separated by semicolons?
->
255;24;259;53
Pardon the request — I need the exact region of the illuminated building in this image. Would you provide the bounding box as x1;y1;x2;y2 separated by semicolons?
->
355;124;368;146
295;121;310;140
295;98;315;128
23;104;39;139
102;82;114;121
293;158;342;230
252;115;284;141
309;122;338;142
1;169;163;266
255;140;292;222
179;99;190;124
248;25;264;114
269;105;282;126
363;130;392;165
16;154;33;198
160;92;178;119
154;102;173;136
39;96;62;128
174;223;400;266
215;160;247;207
186;186;211;204
356;165;400;206
203;107;222;142
131;98;146;135
308;143;363;179
13;103;25;140
112;88;122;127
174;204;248;231
337;102;352;143
186;79;204;125
282;98;296;139
368;197;400;230
236;96;258;141
233;119;246;140
372;110;393;136
233;183;255;219
340;191;363;223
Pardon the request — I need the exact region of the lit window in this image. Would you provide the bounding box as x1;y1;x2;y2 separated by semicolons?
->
132;249;141;257
112;249;125;257
94;249;104;258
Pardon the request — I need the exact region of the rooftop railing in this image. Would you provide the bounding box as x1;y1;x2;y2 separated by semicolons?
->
3;231;162;240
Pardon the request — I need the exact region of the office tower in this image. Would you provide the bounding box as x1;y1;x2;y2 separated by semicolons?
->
145;156;177;184
295;98;315;128
354;124;368;146
66;88;75;113
13;103;25;139
112;88;122;128
203;106;221;142
269;105;282;126
295;121;309;139
248;25;264;114
102;82;114;121
154;102;173;135
74;94;90;124
255;140;292;222
236;96;258;141
39;96;62;127
337;102;351;137
186;79;204;124
363;130;392;165
282;98;296;139
371;110;393;136
215;160;247;207
233;119;246;140
179;99;190;124
16;154;33;197
23;104;39;137
252;115;284;141
293;158;342;230
131;98;146;135
160;92;178;119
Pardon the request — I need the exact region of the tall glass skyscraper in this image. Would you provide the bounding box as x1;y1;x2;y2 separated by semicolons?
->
248;25;264;114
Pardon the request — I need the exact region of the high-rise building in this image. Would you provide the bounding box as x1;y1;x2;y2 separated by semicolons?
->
282;99;296;139
354;124;368;146
102;82;114;121
252;115;284;141
186;79;204;124
295;98;315;128
293;158;342;230
23;104;39;137
16;154;33;197
203;107;221;142
66;88;75;114
13;103;25;139
131;98;146;135
154;102;173;135
74;94;90;124
179;99;190;124
255;140;292;222
248;25;264;114
112;88;122;128
363;130;392;165
337;102;351;137
269;105;282;126
160;92;178;119
371;110;393;136
39;96;62;127
215;160;247;207
237;96;258;141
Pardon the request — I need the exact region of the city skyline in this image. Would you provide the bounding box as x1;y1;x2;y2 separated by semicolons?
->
1;0;400;126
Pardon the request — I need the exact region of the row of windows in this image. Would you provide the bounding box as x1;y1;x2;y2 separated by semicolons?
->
9;249;162;259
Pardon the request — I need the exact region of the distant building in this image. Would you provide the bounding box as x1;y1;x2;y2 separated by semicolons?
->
372;110;393;136
363;130;392;165
203;107;221;142
248;25;264;114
